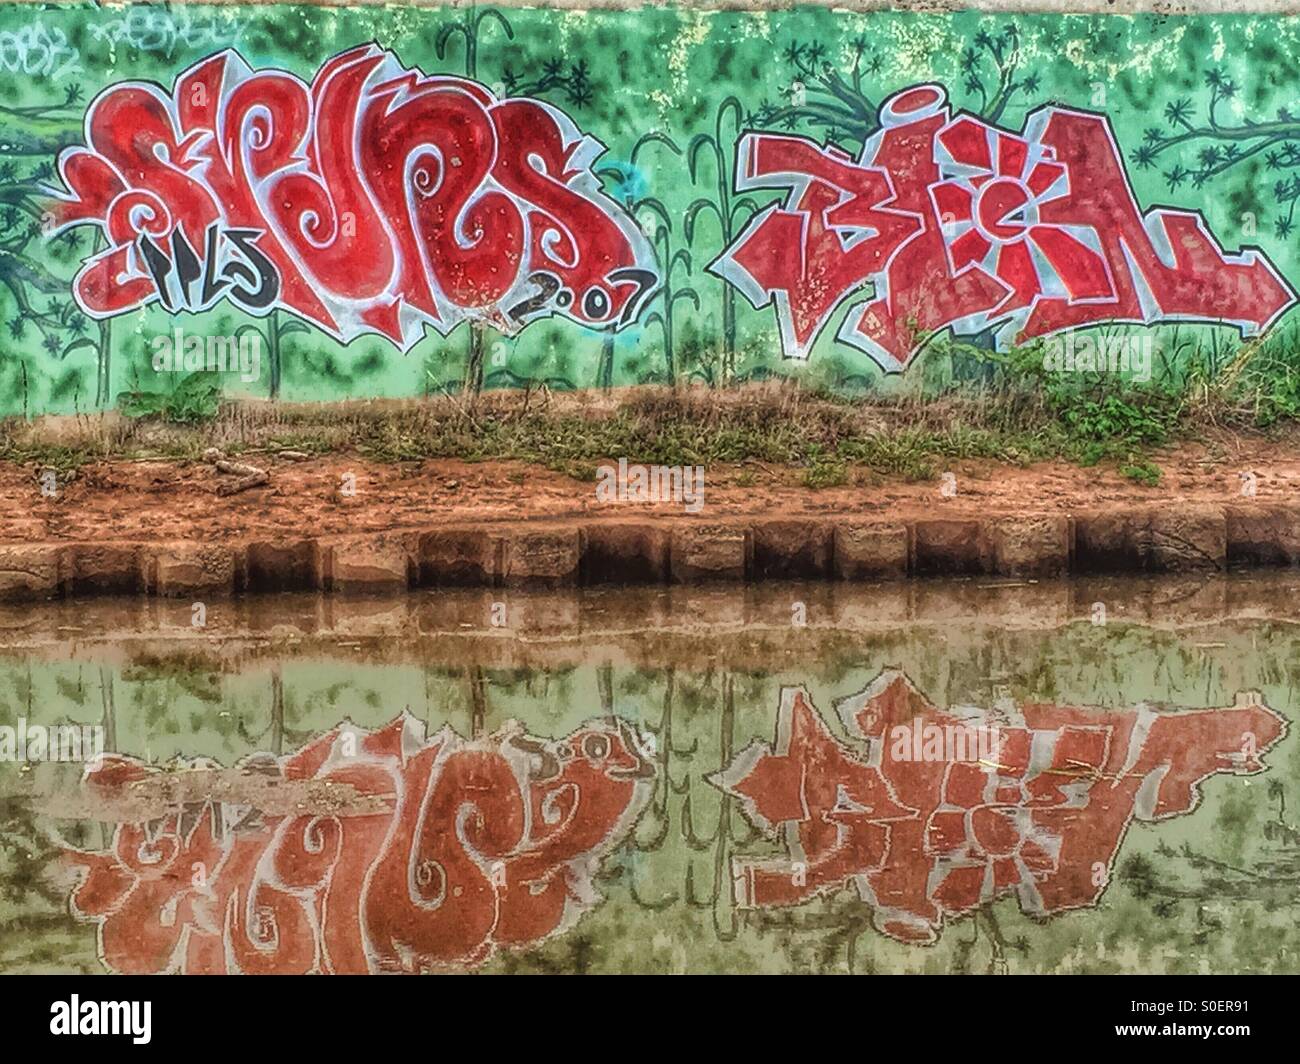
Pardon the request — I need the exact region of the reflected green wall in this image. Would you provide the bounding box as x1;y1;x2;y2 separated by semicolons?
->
3;614;1298;974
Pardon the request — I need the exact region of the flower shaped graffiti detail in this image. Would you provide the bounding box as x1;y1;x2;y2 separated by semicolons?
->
924;736;1066;916
930;115;1114;320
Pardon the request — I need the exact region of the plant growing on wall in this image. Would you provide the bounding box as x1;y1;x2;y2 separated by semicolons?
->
637;200;698;387
1133;67;1300;239
1120;781;1300;945
747;26;1038;147
1128;64;1300;405
685;98;760;385
749;35;879;144
235;310;310;401
234;670;309;756
500;56;594;107
0;85;115;409
957;26;1040;126
598;131;692;386
433;5;514;82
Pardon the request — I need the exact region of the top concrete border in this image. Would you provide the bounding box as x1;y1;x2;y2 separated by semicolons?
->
2;1;1299;15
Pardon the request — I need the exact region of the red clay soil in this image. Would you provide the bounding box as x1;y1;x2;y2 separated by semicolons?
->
5;442;1300;538
1;441;1300;600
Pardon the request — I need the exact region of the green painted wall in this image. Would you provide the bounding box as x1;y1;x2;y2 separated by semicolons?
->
2;3;1299;414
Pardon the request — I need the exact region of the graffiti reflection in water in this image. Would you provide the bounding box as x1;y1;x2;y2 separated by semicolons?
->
59;669;1285;971
712;671;1284;945
63;715;655;973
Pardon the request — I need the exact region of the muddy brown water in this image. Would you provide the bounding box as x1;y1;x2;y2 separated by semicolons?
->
1;574;1297;974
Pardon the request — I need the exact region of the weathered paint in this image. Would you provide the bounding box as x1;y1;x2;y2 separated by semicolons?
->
4;3;1300;412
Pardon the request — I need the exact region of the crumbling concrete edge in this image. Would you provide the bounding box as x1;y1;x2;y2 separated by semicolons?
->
2;503;1297;602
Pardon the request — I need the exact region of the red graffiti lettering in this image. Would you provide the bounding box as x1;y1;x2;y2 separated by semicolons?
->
713;85;1295;372
46;46;659;349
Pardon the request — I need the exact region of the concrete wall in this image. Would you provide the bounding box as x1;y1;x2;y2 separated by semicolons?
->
2;2;1299;413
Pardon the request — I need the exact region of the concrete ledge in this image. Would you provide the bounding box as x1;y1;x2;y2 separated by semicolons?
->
751;519;834;580
66;544;143;596
834;521;909;580
418;529;499;587
582;523;669;584
0;503;1296;603
0;544;63;602
914;519;989;576
323;536;412;594
1074;511;1150;572
1074;508;1227;573
149;543;239;598
245;539;318;592
1226;504;1300;567
1148;507;1226;572
988;516;1071;577
502;528;582;587
670;523;749;582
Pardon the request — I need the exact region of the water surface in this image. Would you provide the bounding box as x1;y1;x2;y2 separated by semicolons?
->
2;576;1297;974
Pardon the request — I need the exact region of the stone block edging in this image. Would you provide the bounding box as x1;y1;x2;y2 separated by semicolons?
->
0;503;1285;602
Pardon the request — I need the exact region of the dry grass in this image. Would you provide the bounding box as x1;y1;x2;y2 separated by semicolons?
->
0;376;1289;484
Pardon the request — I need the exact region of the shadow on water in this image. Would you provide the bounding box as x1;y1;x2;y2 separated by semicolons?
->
1;573;1298;974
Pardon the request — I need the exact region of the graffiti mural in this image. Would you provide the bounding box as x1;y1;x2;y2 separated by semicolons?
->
712;87;1296;371
47;44;659;349
710;671;1285;945
60;714;654;973
5;4;1300;410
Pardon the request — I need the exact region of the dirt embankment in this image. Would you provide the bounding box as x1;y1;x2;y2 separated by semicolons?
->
2;439;1300;601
